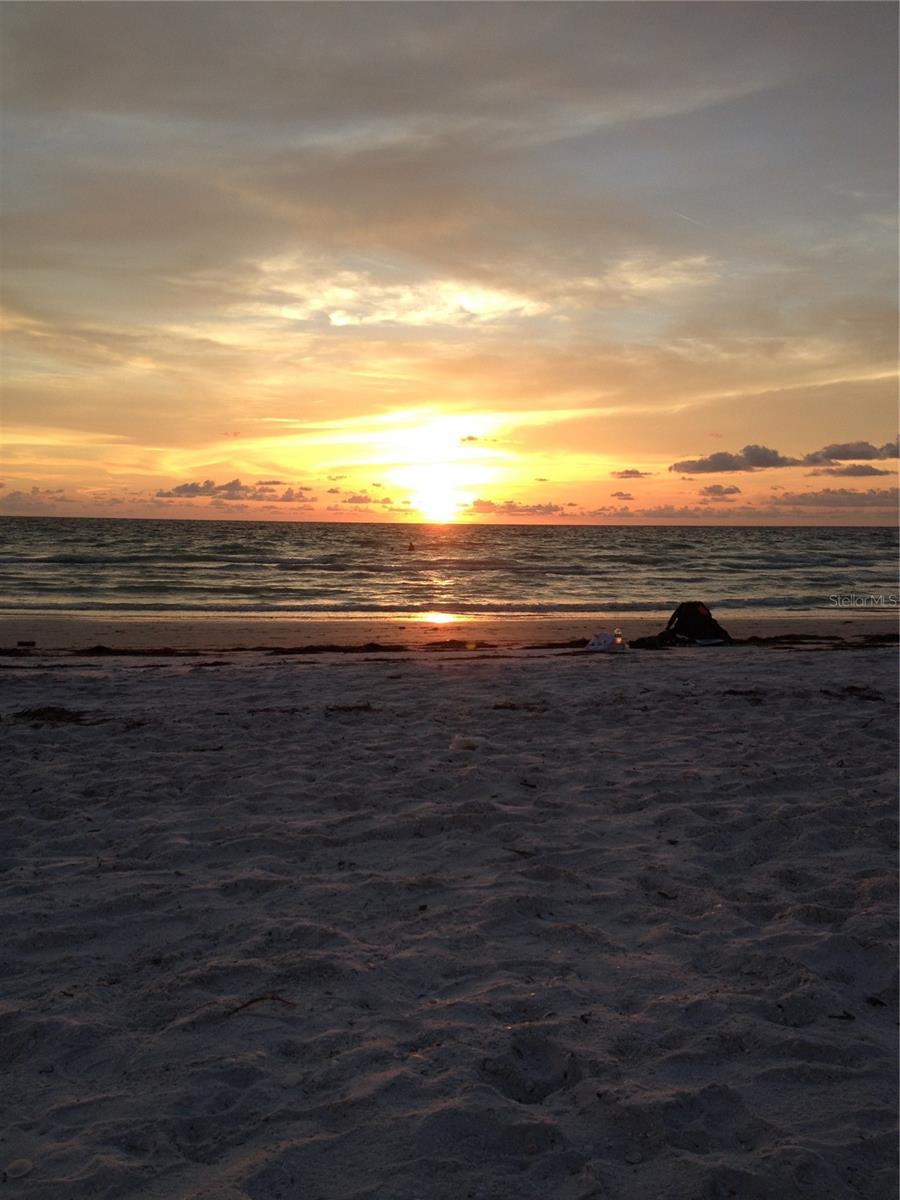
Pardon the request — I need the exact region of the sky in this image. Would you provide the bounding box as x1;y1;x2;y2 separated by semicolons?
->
1;1;897;525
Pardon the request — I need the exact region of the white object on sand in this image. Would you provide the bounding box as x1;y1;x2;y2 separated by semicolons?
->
586;630;627;652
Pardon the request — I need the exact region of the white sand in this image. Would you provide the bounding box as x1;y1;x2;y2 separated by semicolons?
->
1;642;897;1199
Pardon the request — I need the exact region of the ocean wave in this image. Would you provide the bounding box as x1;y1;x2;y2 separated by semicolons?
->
1;517;896;618
0;594;850;615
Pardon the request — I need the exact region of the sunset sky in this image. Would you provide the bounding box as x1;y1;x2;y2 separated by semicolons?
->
1;1;897;524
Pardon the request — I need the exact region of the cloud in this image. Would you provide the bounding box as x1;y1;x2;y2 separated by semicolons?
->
637;503;793;519
467;498;566;517
771;487;898;508
619;502;779;519
807;464;892;477
154;477;312;502
0;486;72;512
670;445;801;473
610;491;634;500
573;500;810;520
672;439;899;474
155;479;220;497
343;493;372;504
700;484;742;497
280;273;548;328
611;468;653;479
631;504;728;518
600;255;716;296
803;440;899;464
2;4;820;135
578;505;631;517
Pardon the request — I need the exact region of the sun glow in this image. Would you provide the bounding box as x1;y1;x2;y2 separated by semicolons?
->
380;419;502;522
408;468;467;522
391;461;486;523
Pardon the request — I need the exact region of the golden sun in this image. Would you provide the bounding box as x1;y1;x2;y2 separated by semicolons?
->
389;447;495;524
322;411;507;523
409;468;466;522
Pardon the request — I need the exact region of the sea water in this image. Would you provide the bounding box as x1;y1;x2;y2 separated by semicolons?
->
0;517;896;619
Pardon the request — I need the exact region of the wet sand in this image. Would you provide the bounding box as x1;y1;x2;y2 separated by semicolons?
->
0;611;896;654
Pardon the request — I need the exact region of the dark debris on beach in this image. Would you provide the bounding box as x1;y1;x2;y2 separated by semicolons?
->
12;706;88;724
0;630;895;662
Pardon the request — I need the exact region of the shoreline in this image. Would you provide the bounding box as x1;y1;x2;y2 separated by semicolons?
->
1;610;896;653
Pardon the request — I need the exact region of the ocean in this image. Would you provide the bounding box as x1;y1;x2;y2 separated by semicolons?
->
0;516;896;619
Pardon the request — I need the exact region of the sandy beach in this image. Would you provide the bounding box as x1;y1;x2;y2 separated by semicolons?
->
1;625;897;1199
